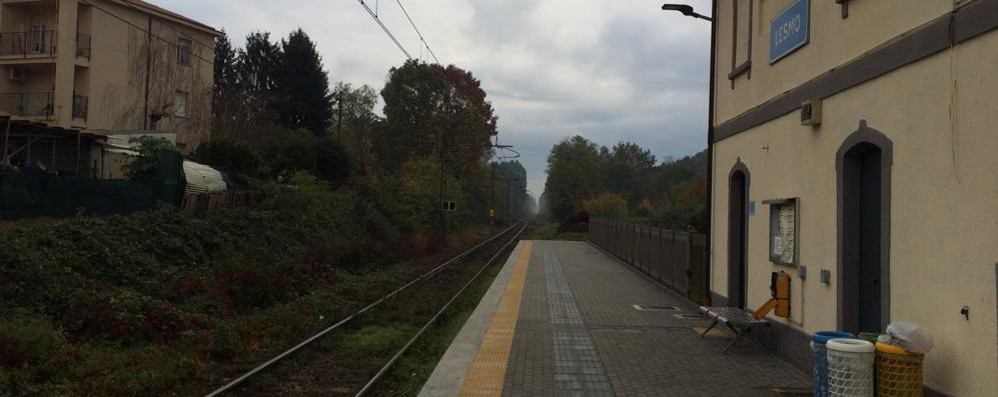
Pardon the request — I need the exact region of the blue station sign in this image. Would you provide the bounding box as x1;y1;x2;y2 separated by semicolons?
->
769;0;810;64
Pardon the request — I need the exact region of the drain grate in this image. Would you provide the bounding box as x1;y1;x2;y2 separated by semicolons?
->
673;313;703;320
632;304;680;312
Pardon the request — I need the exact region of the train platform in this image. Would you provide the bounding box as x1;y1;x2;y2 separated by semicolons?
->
420;240;810;397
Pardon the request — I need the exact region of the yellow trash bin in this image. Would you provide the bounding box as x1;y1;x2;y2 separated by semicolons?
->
875;342;924;397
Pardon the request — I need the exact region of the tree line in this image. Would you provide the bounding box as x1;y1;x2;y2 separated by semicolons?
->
541;136;706;231
199;28;531;234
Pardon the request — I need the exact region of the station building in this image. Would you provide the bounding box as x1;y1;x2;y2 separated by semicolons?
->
707;0;997;394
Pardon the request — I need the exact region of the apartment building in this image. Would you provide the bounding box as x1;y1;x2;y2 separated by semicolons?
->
0;0;220;177
707;0;997;395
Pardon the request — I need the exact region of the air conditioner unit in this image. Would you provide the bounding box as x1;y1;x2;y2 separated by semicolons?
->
9;66;29;83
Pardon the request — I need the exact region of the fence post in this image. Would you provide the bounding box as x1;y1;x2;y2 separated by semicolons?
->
671;229;677;290
658;227;664;282
645;225;653;276
631;222;637;266
687;229;694;300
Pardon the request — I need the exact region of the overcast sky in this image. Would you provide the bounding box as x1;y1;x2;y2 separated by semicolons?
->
158;0;712;197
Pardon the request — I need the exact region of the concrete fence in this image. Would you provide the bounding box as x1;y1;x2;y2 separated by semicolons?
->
588;216;709;305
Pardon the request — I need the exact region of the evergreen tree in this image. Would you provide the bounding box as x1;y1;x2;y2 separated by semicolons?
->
212;32;240;135
212;32;238;95
275;29;333;136
237;32;282;124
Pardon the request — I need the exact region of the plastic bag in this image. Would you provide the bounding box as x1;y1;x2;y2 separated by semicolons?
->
877;322;934;353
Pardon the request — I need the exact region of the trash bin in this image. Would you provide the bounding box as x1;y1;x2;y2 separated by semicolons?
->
876;342;925;397
812;331;855;397
827;338;875;397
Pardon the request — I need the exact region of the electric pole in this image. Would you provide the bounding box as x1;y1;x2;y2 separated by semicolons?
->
490;161;496;225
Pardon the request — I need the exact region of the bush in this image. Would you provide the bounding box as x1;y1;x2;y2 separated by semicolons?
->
650;203;707;232
202;125;353;185
582;192;628;217
123;136;178;183
0;313;72;395
313;138;352;183
192;138;261;176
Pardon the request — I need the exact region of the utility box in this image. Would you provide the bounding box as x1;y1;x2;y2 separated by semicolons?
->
801;99;822;126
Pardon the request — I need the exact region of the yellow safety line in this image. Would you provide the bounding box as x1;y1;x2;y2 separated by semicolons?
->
459;241;533;397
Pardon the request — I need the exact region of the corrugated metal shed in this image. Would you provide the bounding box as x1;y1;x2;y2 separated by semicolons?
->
183;161;226;195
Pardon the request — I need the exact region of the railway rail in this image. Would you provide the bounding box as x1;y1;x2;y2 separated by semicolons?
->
205;222;529;396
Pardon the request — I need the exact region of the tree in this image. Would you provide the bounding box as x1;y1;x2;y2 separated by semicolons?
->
237;32;282;121
213;32;238;96
374;60;498;176
442;65;498;176
601;142;656;208
212;32;243;136
543;136;603;220
583;193;628;217
493;160;529;221
376;60;448;174
275;29;334;136
332;82;380;175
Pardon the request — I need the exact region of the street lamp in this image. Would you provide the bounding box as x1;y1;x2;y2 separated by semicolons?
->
662;3;712;21
661;1;715;305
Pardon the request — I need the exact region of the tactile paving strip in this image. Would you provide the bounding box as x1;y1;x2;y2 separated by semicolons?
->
543;252;613;395
460;241;533;397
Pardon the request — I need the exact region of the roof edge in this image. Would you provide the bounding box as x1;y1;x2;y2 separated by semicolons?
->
116;0;224;37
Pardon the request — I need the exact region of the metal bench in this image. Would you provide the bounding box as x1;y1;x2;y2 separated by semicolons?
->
698;306;771;354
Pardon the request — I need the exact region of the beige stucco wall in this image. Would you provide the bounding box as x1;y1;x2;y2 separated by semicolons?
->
713;0;958;124
709;27;998;395
83;0;215;152
0;0;216;153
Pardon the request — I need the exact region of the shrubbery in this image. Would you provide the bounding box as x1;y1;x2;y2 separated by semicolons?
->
583;192;628;217
0;172;409;395
193;123;353;186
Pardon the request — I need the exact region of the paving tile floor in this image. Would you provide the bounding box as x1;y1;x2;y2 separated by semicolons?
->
501;240;810;397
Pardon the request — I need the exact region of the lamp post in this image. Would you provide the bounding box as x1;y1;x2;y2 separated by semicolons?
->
661;4;712;21
661;2;715;306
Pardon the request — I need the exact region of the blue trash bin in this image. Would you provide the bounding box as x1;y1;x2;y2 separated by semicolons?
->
811;331;855;397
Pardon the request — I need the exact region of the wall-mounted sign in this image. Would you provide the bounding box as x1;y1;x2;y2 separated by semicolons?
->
770;0;810;64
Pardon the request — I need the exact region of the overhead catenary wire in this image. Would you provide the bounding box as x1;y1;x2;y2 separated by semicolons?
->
80;0;215;66
393;0;441;64
357;0;413;60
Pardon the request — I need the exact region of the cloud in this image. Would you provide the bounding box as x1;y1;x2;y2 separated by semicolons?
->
154;0;712;196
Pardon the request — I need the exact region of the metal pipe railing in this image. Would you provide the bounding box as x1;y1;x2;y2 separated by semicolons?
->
0;92;55;117
0;30;57;57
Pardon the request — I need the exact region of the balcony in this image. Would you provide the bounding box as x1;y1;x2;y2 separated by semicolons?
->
0;92;88;121
0;31;92;60
0;92;54;118
0;30;56;57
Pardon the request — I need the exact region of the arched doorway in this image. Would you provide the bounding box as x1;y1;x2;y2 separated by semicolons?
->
728;160;750;309
837;121;892;334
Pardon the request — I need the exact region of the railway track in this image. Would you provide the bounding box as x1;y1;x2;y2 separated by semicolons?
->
205;222;529;396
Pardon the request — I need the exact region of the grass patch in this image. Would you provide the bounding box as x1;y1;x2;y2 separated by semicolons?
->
366;239;515;396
